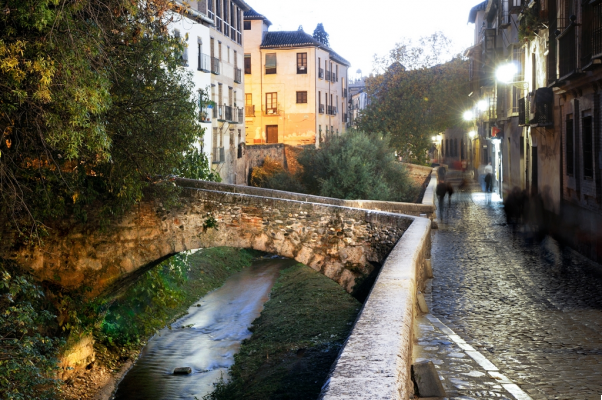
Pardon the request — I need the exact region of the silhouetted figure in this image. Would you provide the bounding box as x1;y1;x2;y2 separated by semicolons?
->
436;181;454;209
484;162;493;193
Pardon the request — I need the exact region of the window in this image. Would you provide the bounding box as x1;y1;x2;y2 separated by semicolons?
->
244;21;251;30
266;92;277;114
296;91;307;104
265;53;277;74
297;53;307;74
566;114;574;175
583;115;594;178
244;54;251;74
245;93;252;105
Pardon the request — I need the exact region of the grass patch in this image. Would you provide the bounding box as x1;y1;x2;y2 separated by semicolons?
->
205;264;361;400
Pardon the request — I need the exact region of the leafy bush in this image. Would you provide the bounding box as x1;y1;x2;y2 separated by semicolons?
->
97;254;189;347
250;131;418;202
0;262;64;400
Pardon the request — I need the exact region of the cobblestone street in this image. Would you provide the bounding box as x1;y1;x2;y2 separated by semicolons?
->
430;183;602;400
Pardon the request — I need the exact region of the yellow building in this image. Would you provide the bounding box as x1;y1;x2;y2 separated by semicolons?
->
243;9;350;146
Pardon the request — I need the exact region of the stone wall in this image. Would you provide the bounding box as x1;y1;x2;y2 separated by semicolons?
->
176;178;436;219
3;185;415;297
320;217;432;400
246;143;287;172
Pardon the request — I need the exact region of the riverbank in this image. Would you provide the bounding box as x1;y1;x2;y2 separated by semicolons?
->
205;263;362;400
60;247;258;400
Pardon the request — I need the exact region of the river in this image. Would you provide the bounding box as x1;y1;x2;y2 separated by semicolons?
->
113;257;295;400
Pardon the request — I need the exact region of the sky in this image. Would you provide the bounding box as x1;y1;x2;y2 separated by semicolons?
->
246;0;482;80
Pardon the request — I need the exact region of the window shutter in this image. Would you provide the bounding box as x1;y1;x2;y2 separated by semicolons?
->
265;54;277;68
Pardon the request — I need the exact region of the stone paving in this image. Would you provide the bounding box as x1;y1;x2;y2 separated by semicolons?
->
426;182;602;400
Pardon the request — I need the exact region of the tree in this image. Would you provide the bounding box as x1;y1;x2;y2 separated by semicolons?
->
250;131;418;203
312;23;329;46
0;0;214;241
358;33;471;164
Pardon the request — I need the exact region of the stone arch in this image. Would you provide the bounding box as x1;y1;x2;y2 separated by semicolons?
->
5;187;414;297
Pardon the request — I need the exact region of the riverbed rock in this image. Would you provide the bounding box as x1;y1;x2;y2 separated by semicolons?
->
173;367;192;375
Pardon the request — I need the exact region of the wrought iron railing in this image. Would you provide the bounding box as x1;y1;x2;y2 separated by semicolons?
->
319;104;325;114
245;105;255;117
234;67;242;83
238;107;244;123
223;105;233;122
332;73;337;83
325;71;331;81
198;53;211;73
319;68;324;79
343;88;348;97
558;24;577;78
211;56;220;75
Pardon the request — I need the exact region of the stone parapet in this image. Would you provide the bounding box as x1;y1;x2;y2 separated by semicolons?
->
319;217;432;400
175;178;436;218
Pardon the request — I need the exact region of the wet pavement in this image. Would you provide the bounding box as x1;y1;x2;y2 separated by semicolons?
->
420;181;602;400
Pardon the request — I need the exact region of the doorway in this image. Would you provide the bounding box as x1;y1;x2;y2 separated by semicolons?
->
266;125;278;144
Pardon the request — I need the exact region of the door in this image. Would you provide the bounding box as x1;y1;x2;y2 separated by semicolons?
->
266;125;278;144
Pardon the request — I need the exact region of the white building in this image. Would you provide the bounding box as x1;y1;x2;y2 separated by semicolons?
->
170;2;214;161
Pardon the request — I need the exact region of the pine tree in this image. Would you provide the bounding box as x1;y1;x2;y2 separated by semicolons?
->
312;23;329;46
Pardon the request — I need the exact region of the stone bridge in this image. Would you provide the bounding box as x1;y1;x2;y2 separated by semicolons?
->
2;179;434;297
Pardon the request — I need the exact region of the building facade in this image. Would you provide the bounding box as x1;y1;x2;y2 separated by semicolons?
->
243;9;350;147
466;0;602;262
186;0;251;184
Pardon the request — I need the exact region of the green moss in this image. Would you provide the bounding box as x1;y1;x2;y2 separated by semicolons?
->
205;264;361;400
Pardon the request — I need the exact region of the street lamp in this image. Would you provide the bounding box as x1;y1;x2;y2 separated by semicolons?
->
463;110;474;121
468;131;476;139
496;62;529;90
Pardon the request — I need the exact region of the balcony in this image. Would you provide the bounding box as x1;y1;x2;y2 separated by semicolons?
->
559;24;577;79
234;67;242;83
326;71;331;81
212;147;225;164
343;113;348;123
238;107;244;123
332;73;337;83
245;105;255;117
319;68;324;79
211;56;220;75
581;2;602;70
319;104;325;114
530;88;554;128
217;105;239;123
264;106;280;116
343;88;348;97
198;53;211;73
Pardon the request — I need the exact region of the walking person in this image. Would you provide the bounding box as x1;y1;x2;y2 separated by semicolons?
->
484;162;493;193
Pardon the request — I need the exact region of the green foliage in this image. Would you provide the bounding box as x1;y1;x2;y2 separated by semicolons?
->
360;33;471;164
0;0;212;240
97;248;256;348
251;131;418;202
297;130;418;201
519;3;543;42
204;264;361;400
0;261;64;400
98;254;190;347
178;147;222;182
312;23;329;46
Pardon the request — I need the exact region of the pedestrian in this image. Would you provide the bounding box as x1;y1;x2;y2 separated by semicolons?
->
484;162;493;192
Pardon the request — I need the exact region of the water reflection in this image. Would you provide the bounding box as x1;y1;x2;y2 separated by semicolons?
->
113;258;295;400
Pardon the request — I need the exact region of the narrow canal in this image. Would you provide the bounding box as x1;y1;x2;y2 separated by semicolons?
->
113;257;296;400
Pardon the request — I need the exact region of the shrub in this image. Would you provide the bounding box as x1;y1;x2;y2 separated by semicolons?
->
0;262;64;400
251;131;418;202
